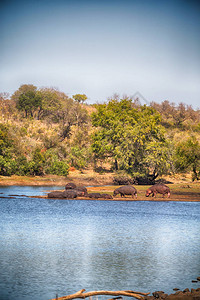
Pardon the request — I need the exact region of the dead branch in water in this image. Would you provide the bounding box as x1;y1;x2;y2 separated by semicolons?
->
50;289;150;300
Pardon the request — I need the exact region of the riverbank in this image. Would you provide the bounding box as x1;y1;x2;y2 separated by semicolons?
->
1;172;200;201
0;170;114;186
144;287;200;299
0;170;198;187
35;182;200;202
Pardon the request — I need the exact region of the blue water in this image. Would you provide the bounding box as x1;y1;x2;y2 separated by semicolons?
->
0;186;199;300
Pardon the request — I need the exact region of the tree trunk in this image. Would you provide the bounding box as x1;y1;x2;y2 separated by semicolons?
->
192;165;199;181
114;158;118;171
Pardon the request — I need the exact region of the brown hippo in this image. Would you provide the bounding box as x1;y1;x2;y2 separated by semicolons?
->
113;185;137;199
71;189;85;197
47;191;65;198
48;190;78;199
146;183;170;198
65;184;88;196
74;186;88;196
100;193;113;199
62;190;78;199
65;183;77;190
88;193;102;199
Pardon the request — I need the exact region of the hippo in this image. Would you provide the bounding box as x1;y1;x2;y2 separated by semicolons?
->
72;189;85;197
65;184;88;196
145;183;170;198
113;185;137;199
47;190;78;199
100;193;113;199
62;190;78;199
88;193;102;199
74;186;88;196
47;191;65;198
65;183;77;190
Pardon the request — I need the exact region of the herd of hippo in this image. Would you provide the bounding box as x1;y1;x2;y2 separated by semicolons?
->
47;183;171;199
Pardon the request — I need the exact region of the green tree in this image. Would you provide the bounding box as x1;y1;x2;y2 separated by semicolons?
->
17;90;42;117
175;136;200;181
69;146;91;169
11;84;37;102
0;123;18;175
44;149;69;176
26;148;45;175
91;98;170;181
72;94;87;103
0;124;12;156
12;84;42;118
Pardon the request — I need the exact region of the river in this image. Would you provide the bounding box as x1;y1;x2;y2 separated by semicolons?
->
0;186;199;300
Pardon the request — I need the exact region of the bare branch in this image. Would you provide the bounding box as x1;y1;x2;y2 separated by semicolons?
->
50;289;150;300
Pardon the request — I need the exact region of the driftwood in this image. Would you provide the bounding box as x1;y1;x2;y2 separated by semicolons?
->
50;289;150;300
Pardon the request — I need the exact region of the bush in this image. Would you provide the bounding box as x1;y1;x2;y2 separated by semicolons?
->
0;156;16;176
69;146;90;169
113;175;136;185
43;149;69;176
45;160;69;176
15;156;29;175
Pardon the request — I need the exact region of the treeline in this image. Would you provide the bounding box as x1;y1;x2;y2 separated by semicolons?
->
0;85;200;182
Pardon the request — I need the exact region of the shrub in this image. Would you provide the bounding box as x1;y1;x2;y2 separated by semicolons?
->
0;156;16;176
69;146;91;169
45;160;69;176
113;175;136;185
15;156;29;175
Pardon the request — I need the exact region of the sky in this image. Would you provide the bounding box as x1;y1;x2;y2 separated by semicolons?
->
1;0;200;108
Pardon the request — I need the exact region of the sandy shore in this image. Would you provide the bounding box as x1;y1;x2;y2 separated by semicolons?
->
0;174;200;201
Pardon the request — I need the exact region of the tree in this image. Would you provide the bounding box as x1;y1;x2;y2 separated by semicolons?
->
150;100;200;131
72;94;87;103
17;90;42;117
37;87;63;120
36;89;89;141
91;98;171;181
175;136;200;181
0;123;18;175
11;84;37;102
0;123;14;157
12;84;42;118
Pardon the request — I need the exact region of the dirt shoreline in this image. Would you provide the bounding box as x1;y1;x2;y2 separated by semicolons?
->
0;174;200;202
0;172;114;186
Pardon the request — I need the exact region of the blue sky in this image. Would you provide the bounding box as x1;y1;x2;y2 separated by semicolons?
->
1;0;200;108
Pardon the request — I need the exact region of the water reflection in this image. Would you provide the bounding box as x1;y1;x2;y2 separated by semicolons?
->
0;187;199;300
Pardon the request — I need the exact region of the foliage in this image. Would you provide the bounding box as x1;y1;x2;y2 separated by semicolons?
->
36;88;89;141
37;88;63;120
0;121;70;176
0;156;15;176
175;136;200;181
0;123;14;157
69;146;91;169
44;149;69;176
1;84;200;179
11;84;37;101
113;174;136;185
91;98;171;179
72;94;87;103
12;84;42;118
150;100;200;131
